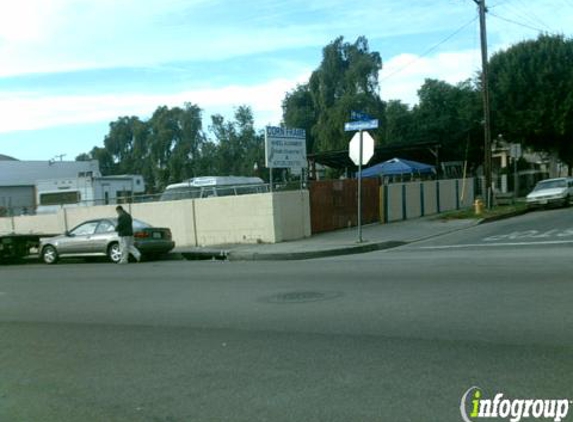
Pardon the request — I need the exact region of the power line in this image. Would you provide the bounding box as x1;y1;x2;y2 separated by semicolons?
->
488;0;510;8
494;0;541;29
381;16;478;82
515;0;552;30
488;11;548;33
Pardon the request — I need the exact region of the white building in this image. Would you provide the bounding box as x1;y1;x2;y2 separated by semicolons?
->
35;174;145;214
0;157;101;215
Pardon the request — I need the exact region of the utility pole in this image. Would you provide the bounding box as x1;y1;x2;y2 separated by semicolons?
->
474;0;493;208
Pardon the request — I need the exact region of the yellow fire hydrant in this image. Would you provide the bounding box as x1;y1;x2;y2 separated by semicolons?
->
474;199;484;215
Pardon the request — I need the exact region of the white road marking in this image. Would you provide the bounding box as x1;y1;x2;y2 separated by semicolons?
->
483;228;573;242
419;240;573;250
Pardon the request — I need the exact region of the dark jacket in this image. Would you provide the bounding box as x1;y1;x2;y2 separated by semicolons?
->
116;211;134;237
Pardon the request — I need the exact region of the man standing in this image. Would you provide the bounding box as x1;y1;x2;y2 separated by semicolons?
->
115;205;141;264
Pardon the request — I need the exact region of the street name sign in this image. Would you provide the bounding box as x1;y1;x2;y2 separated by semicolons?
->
344;119;379;132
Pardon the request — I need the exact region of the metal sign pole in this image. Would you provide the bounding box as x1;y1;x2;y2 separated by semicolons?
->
345;114;377;244
357;130;363;243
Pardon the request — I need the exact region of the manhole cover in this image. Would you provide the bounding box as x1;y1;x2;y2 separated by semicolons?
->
262;291;343;304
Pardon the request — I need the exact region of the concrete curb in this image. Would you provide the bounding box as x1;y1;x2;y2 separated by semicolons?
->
478;207;530;224
178;249;230;261
174;217;492;262
227;241;406;261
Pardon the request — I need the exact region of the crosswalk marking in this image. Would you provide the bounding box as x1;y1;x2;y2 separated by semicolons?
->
419;240;573;250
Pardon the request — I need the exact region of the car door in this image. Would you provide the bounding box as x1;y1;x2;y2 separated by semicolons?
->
59;221;100;254
89;219;118;253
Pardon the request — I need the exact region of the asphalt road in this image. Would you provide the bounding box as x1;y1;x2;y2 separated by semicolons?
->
1;208;572;422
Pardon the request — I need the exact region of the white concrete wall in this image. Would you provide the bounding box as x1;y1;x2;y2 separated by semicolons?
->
422;181;438;215
272;190;311;242
0;217;13;234
131;200;196;248
459;178;474;208
405;183;422;219
194;193;276;246
438;180;457;212
15;214;63;234
387;184;404;222
64;204;117;230
381;178;474;223
0;191;311;247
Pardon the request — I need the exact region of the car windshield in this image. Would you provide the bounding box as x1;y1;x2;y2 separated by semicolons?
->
533;179;567;191
108;218;151;230
133;219;151;230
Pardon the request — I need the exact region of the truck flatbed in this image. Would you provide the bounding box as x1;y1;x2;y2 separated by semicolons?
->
0;233;57;262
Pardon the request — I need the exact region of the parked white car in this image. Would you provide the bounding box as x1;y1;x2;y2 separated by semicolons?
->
525;177;573;208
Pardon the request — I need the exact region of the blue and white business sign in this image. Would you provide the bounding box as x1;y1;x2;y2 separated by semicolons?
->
264;126;307;169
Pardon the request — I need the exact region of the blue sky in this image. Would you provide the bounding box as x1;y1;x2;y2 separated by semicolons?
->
0;0;571;161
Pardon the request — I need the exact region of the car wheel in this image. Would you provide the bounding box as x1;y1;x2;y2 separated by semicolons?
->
107;242;122;263
42;245;59;265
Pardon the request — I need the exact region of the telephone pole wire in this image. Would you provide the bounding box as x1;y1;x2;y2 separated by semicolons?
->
474;0;493;208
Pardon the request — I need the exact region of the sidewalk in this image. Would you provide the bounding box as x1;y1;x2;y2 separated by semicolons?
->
174;216;481;261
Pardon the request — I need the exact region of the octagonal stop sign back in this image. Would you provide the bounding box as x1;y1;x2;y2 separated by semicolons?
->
348;131;375;166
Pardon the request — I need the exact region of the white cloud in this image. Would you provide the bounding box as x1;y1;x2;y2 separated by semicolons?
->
379;49;481;106
0;72;311;133
0;0;66;43
1;0;571;129
0;0;484;77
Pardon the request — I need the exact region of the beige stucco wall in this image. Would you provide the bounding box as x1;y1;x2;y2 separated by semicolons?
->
0;217;13;234
0;191;311;247
15;214;63;234
64;204;117;230
131;200;196;248
272;190;311;242
194;193;276;246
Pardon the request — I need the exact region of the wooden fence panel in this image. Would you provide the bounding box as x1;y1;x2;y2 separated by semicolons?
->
309;179;380;234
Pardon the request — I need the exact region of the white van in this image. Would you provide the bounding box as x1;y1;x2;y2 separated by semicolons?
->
160;176;268;201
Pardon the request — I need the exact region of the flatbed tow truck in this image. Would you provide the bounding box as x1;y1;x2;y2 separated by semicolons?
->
0;233;56;263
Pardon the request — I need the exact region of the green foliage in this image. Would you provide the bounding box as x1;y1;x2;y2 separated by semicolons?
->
76;147;115;175
411;79;483;164
208;106;265;176
382;100;414;145
78;104;264;192
283;36;384;153
282;84;316;152
489;34;573;166
78;34;573;186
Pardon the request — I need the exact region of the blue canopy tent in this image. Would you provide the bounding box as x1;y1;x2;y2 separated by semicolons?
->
360;157;436;179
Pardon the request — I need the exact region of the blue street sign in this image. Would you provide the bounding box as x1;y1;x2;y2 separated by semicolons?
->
350;111;374;121
344;119;379;132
